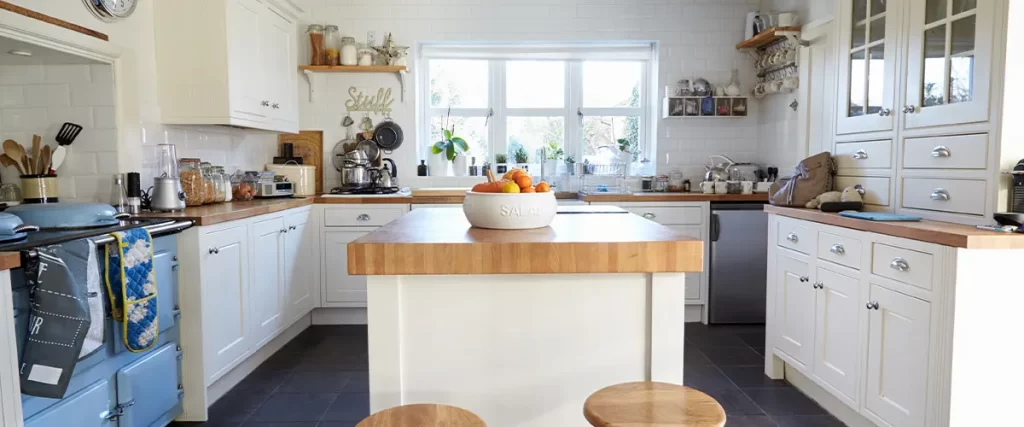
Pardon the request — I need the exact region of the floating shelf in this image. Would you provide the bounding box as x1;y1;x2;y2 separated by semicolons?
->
298;65;409;102
662;96;748;119
736;26;803;50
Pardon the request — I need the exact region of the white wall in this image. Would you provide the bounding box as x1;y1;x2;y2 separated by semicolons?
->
299;0;765;189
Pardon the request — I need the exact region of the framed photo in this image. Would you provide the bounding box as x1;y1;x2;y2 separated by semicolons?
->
668;98;685;116
732;98;748;116
715;98;731;116
684;98;700;116
701;96;715;116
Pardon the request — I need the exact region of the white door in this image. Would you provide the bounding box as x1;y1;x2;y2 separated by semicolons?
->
668;225;703;301
835;0;903;134
813;266;863;407
864;284;931;427
251;217;285;347
284;211;315;321
200;225;250;383
261;4;297;127
903;0;995;128
323;229;372;306
774;252;815;369
227;0;268;120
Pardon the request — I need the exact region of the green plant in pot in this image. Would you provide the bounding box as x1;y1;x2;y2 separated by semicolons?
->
513;145;529;164
431;110;470;176
495;153;508;174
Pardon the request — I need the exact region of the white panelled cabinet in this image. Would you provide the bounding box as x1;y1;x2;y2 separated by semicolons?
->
250;217;286;348
198;224;250;384
322;229;372;306
773;251;814;369
284;211;316;322
154;0;302;133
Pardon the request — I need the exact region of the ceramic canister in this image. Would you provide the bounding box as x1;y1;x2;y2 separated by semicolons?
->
21;175;59;204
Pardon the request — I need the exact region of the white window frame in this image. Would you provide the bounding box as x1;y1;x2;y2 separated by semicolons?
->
418;43;655;172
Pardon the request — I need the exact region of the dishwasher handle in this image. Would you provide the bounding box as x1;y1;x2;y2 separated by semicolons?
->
710;213;720;242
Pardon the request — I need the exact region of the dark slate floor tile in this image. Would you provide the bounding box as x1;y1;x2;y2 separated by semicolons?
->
737;332;767;348
685;329;749;349
205;387;275;424
321;393;371;421
743;388;828;416
753;346;766;357
683;366;736;392
171;423;240;427
701;346;766;367
279;371;352;393
684;348;716;366
248;393;338;422
240;423;318;427
723;415;779;427
719;367;790;389
702;387;764;416
772;414;848;427
339;372;368;393
296;352;369;372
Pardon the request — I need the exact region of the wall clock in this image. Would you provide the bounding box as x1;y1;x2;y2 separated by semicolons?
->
83;0;138;21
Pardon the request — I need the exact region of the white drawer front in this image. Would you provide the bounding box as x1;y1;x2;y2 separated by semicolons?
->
901;178;986;216
777;217;815;255
324;206;406;227
816;231;862;270
871;243;934;291
835;140;892;170
835;176;891;207
626;207;703;225
903;134;988;169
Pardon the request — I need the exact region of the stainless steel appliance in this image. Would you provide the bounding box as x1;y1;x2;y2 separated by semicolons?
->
339;149;373;189
709;202;769;324
151;144;186;211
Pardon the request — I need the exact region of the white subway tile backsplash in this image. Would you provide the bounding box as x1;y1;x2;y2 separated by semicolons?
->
89;64;114;84
70;84;115;106
0;65;43;85
44;65;92;84
1;108;48;132
0;86;25;108
74;128;119;152
46;107;93;129
92;107;115;128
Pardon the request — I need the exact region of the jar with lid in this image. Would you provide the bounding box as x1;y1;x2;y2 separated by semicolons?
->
306;24;325;66
340;37;357;66
357;44;375;66
324;25;341;66
179;158;205;206
231;171;259;201
200;162;216;204
655;175;670;192
212;166;229;202
668;169;684;192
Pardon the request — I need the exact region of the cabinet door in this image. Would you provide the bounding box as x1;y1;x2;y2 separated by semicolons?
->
904;0;995;128
227;0;268;119
836;0;902;134
200;225;250;383
667;225;703;301
813;266;862;406
323;230;370;305
774;252;815;369
262;5;298;127
864;284;931;427
284;212;315;321
251;217;285;347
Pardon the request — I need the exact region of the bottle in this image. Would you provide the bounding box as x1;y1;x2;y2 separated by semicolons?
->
468;157;479;176
306;24;325;66
683;179;691;193
417;160;428;176
340;37;357;66
110;173;128;213
324;25;341;66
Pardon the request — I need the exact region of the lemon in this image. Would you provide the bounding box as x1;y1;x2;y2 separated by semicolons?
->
501;181;521;193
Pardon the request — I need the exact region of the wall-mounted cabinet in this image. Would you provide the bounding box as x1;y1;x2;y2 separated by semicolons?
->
154;0;302;134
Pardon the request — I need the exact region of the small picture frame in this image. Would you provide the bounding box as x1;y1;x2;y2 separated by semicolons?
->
732;98;748;116
716;98;732;116
668;98;685;117
684;98;700;116
701;96;715;116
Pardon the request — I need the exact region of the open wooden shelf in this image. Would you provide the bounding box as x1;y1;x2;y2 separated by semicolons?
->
298;65;407;73
736;26;802;50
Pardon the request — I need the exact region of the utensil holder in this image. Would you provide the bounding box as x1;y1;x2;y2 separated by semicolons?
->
21;175;59;204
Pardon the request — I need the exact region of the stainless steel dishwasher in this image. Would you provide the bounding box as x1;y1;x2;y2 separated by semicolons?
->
708;202;769;324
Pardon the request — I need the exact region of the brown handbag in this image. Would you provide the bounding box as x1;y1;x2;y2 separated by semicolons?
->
769;152;836;207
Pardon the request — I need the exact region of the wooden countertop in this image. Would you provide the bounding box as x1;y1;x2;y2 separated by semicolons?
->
139;198;314;226
0;252;20;270
347;208;703;275
765;205;1024;249
313;192;580;204
581;192;769;203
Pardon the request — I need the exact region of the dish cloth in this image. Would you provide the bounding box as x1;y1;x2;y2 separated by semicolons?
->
57;238;105;359
105;228;158;352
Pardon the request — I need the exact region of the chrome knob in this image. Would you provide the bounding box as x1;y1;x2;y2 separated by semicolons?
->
272;103;280;109
642;212;656;219
866;301;879;310
931;146;951;158
903;105;917;113
890;258;909;272
829;244;845;255
799;276;809;283
289;225;297;230
877;108;891;116
852;149;868;160
208;247;219;254
357;214;371;221
261;100;270;107
280;229;288;234
930;188;950;201
786;233;799;243
854;184;866;196
173;255;178;261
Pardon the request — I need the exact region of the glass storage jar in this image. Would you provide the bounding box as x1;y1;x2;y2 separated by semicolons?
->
231;171;258;201
179;158;205;207
668;169;684;192
340;36;357;66
200;162;216;204
211;166;227;203
324;25;341;66
306;24;325;66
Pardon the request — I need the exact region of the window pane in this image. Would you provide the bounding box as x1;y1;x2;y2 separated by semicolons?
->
869;17;885;43
853;0;867;22
926;0;947;24
923;25;947;107
429;116;488;160
429;60;488;108
952;0;976;15
866;44;885;115
950;15;976;104
849;50;866;117
581;116;638;160
583;62;642;108
507;117;564;164
852;23;866;49
507;61;565;108
870;0;886;15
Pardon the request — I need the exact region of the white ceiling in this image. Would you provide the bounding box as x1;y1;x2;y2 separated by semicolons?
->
0;37;103;66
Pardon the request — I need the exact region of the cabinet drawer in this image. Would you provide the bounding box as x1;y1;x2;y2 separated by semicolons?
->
871;243;933;291
324;206;405;227
903;134;988;169
776;217;815;255
901;178;986;216
626;206;703;225
835;140;892;170
835;176;890;207
816;231;862;269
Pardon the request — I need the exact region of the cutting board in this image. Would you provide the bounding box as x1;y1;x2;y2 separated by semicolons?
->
278;131;323;194
412;188;471;197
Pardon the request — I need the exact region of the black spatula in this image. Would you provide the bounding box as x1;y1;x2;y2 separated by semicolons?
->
50;123;82;174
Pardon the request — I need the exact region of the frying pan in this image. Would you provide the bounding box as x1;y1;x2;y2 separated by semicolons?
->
373;119;404;151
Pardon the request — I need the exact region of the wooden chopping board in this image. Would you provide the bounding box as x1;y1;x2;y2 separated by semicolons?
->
278;131;323;194
411;188;471;197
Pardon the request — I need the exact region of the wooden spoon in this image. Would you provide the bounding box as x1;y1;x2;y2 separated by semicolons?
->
40;145;52;175
3;139;26;175
31;134;41;175
0;154;23;175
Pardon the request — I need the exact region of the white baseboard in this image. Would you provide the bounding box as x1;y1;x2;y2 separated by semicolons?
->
783;365;876;427
312;307;367;325
684;304;703;322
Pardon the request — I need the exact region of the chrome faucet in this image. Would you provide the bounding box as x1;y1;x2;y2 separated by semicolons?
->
539;147;547;185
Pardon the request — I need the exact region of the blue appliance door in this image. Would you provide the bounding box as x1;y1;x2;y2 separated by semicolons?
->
24;380;116;427
115;343;182;427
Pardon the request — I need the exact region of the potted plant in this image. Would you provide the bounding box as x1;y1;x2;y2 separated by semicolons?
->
431;110;469;177
616;138;638;177
495;154;508;174
542;141;564;175
512;145;529;171
564;155;576;176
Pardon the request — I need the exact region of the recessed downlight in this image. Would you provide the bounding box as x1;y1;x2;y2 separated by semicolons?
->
8;49;33;57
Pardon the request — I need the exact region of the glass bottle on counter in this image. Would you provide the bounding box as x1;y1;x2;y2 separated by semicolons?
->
306;24;325;66
200;162;216;204
179;158;205;207
340;37;357;66
324;25;341;66
215;166;231;202
109;173;128;213
417;160;428;176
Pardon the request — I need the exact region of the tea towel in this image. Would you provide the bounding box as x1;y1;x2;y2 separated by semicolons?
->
105;227;158;352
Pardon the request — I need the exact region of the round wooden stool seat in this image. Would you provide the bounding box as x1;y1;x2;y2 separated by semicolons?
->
583;382;726;427
356;403;487;427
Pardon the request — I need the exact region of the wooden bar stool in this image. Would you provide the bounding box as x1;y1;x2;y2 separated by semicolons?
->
583;382;726;427
356;403;486;427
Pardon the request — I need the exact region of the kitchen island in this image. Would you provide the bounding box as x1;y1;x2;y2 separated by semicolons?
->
348;208;703;426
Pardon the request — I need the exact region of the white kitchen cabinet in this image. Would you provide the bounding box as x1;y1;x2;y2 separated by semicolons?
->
774;251;815;369
284;211;315;322
813;265;862;406
863;284;931;427
323;229;372;306
835;0;903;135
250;217;285;348
153;0;301;133
667;225;704;301
199;224;251;384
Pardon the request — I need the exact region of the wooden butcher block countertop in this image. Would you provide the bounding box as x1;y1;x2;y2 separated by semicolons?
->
766;205;1024;249
139;197;314;226
313;191;580;205
582;192;769;203
347;207;704;276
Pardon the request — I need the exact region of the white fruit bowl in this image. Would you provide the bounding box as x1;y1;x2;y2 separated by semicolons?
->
462;191;558;229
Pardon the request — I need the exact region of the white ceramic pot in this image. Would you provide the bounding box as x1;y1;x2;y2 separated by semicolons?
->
453;155;468;176
462;191;557;229
617;151;632;177
428;153;449;177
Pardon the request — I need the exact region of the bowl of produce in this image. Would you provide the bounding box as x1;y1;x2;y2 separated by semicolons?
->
463;169;556;229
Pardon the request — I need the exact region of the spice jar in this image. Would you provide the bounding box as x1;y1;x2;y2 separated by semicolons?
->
668;169;684;192
221;167;233;202
340;37;357;66
357;44;375;66
211;166;228;203
324;25;341;66
179;158;205;207
307;24;325;66
200;162;216;204
655;175;670;192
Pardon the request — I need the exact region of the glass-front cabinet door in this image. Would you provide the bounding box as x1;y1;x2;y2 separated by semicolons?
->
836;0;902;135
904;0;995;129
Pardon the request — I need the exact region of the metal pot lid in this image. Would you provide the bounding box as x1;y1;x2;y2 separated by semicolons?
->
373;120;404;151
7;202;129;229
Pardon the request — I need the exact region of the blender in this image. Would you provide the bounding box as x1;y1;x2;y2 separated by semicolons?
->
151;144;186;211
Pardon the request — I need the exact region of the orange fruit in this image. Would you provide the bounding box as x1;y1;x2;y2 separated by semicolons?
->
521;186;536;193
471;182;490;192
535;182;551;193
504;169;526;181
515;175;533;189
500;181;521;193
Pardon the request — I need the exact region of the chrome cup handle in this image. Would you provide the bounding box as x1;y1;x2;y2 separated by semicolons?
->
13;224;40;233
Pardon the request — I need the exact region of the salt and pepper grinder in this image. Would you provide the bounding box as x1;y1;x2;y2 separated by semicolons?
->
417;160;428;176
468;157;479;176
126;172;142;214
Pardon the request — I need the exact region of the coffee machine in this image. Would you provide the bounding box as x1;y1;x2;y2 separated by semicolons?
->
150;144;186;211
